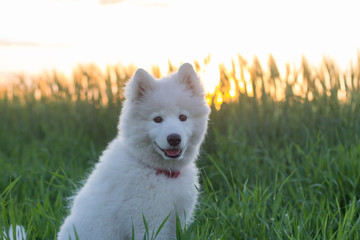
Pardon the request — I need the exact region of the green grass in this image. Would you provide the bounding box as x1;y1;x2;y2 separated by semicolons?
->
1;55;360;239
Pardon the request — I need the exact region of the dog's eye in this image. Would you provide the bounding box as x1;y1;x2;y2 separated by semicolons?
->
153;116;163;123
179;114;187;122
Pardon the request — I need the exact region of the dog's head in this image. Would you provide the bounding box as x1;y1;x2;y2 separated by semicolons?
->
119;63;210;167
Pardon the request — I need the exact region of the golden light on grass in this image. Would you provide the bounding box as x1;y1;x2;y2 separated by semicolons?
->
246;82;254;97
1;52;359;110
199;62;220;95
214;92;223;110
238;80;245;94
243;68;251;83
229;78;236;98
243;69;254;97
205;96;212;106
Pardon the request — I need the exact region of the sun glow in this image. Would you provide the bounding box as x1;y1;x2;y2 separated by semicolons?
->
1;0;359;76
229;79;236;98
214;92;223;110
1;52;359;110
0;0;359;109
198;61;220;95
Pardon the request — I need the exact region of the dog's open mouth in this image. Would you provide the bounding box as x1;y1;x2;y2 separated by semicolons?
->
155;143;182;158
163;148;182;158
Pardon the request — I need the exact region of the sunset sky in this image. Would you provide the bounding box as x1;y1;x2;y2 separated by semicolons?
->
0;0;359;77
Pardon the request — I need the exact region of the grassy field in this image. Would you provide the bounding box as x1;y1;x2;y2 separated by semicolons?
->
1;55;360;239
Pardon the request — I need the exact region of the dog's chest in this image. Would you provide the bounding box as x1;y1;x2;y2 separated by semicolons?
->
124;171;197;211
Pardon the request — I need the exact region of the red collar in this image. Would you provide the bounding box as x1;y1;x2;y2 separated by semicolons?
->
156;169;180;178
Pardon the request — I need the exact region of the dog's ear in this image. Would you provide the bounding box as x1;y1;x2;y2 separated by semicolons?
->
125;68;154;102
177;63;205;97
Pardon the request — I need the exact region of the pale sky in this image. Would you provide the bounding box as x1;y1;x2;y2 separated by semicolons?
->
0;0;359;77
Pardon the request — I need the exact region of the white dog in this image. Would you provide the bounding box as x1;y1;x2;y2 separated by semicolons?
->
57;63;210;240
2;225;26;240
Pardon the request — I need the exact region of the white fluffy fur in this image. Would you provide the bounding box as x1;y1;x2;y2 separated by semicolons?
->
57;63;210;240
2;225;26;240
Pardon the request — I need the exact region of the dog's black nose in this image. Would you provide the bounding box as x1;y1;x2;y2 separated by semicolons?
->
167;134;181;146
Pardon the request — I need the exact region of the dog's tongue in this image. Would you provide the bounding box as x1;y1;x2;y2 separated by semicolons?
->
165;149;181;157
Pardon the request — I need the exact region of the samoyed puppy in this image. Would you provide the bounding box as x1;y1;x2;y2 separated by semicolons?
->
57;63;210;240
